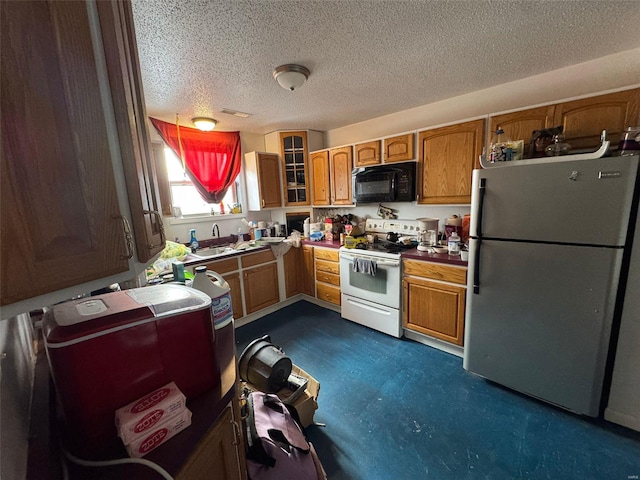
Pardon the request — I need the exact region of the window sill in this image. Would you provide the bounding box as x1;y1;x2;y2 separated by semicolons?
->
167;213;245;225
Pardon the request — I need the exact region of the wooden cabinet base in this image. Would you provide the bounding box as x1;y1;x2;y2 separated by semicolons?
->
176;405;245;480
403;277;465;345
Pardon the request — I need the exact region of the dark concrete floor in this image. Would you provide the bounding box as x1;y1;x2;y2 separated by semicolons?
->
236;301;640;480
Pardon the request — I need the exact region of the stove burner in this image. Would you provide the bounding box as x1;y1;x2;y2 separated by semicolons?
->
365;239;416;254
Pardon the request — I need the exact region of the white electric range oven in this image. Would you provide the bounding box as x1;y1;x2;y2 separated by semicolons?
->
339;219;419;338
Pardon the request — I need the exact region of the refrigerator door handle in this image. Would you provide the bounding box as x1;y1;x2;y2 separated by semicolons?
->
473;238;482;294
477;177;486;238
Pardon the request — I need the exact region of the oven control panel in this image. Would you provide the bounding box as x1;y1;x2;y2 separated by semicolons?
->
365;219;420;235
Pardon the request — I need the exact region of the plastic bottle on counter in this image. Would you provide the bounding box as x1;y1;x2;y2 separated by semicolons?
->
189;229;199;251
191;266;234;328
489;128;513;163
448;231;461;256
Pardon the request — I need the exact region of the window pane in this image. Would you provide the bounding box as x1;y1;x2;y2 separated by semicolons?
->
165;147;189;181
163;145;238;216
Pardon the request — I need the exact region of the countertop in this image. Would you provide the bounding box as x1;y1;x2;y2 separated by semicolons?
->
302;239;468;267
401;247;468;267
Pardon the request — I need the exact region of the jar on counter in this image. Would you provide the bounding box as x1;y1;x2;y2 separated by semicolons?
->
448;232;461;256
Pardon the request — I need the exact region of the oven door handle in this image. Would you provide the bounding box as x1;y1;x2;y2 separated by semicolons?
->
339;252;400;267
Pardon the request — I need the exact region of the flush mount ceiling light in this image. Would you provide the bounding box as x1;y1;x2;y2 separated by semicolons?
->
191;117;217;131
273;64;310;91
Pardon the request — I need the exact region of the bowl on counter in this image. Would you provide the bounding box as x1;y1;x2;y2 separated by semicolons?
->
432;245;449;254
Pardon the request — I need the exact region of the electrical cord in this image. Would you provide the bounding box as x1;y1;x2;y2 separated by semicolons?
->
61;447;174;480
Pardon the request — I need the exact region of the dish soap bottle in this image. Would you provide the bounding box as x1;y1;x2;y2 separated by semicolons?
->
189;229;199;252
489;128;513;163
448;231;461;256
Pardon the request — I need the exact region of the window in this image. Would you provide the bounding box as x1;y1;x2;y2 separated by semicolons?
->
164;147;239;216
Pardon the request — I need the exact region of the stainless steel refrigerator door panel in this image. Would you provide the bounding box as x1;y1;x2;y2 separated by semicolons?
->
469;156;639;246
463;239;623;416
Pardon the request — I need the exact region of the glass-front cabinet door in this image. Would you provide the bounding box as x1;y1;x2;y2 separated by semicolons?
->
280;131;309;205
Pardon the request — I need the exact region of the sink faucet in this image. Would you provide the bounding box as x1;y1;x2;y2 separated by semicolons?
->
212;223;220;239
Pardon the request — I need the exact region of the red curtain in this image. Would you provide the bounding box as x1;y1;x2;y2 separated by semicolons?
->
149;117;241;203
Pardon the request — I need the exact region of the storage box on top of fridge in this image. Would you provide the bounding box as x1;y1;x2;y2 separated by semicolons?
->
42;284;220;456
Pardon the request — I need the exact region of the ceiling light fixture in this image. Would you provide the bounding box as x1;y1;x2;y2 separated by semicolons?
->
191;117;217;131
273;64;310;91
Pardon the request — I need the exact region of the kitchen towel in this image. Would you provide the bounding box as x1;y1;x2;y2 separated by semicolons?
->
352;258;377;276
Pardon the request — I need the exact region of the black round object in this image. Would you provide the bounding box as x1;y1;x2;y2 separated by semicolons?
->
238;335;292;393
386;232;398;242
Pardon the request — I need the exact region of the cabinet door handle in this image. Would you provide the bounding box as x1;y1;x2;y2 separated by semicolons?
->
261;199;265;208
112;214;134;260
230;419;241;445
143;210;166;249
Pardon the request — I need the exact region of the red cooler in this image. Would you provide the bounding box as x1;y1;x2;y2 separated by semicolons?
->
43;284;219;456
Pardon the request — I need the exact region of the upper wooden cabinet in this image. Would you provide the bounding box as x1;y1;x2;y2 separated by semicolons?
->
553;88;640;151
490;88;640;156
280;131;309;205
329;146;353;205
310;150;331;205
244;152;282;210
1;0;158;310
417;119;485;205
265;130;324;206
99;1;164;263
311;147;353;206
384;133;415;163
354;140;381;167
490;105;556;157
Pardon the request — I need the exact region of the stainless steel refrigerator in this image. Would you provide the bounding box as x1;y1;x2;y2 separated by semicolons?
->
463;155;640;417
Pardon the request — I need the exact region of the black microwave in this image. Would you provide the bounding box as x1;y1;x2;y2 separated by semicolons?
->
352;161;416;203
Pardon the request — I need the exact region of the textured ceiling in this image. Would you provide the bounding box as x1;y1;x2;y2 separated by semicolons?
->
131;0;640;135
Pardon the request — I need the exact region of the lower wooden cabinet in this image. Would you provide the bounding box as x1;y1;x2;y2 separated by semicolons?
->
176;404;245;480
225;272;243;320
190;248;279;319
302;245;315;296
314;247;341;306
243;262;279;314
402;259;467;346
283;245;315;298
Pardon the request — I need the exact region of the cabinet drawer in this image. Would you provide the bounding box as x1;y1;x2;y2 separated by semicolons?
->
314;248;339;262
241;249;276;268
315;259;340;275
316;271;340;286
199;257;239;275
403;259;467;285
316;283;341;305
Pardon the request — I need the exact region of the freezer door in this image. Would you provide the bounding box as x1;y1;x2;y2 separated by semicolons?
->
463;238;623;416
469;156;639;246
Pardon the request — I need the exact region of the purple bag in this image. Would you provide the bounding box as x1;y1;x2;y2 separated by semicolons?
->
246;392;324;480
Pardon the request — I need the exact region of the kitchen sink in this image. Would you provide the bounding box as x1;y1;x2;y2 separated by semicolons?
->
188;242;260;261
190;246;236;259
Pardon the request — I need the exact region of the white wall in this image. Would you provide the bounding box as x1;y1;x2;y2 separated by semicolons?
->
325;48;640;147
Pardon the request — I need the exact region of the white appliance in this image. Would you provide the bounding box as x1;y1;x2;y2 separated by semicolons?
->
605;203;640;431
463;154;640;417
339;219;419;338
